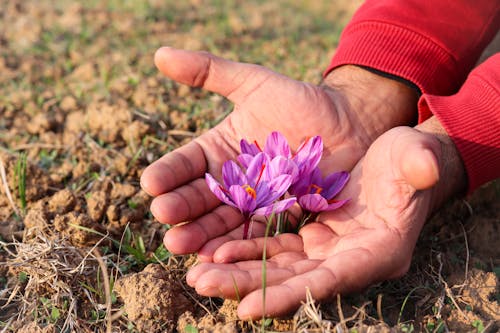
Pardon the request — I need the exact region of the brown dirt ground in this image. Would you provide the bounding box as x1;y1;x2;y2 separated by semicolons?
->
0;1;498;332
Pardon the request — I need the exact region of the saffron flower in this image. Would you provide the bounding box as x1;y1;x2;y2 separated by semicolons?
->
238;131;323;183
290;167;350;213
205;152;296;239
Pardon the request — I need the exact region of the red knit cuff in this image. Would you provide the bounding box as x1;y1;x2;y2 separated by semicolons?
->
418;72;500;193
325;21;462;96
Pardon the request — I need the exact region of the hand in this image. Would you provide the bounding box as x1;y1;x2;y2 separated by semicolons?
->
140;47;418;254
184;117;467;319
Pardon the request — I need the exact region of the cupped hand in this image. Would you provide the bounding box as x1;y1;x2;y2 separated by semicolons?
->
140;47;418;254
185;119;466;319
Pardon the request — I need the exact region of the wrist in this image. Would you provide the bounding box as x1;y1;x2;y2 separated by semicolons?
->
322;65;419;147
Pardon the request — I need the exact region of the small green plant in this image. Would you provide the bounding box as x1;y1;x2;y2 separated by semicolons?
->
38;149;58;169
399;323;415;333
261;212;276;333
398;286;434;325
39;297;64;323
15;152;27;214
493;266;500;278
70;223;171;266
184;325;198;333
472;319;484;333
230;273;241;303
127;199;138;209
18;271;28;283
0;276;7;288
426;319;446;333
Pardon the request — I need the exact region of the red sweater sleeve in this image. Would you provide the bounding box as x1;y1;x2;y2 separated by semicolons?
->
326;0;500;95
418;54;500;193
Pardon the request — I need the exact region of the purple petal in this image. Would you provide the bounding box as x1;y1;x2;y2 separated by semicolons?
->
253;197;297;216
246;152;269;186
298;194;328;213
229;185;257;215
254;181;272;206
322;171;350;199
222;160;246;188
267;174;293;198
205;173;236;207
308;167;323;186
237;154;254;169
255;174;292;207
267;156;298;180
288;175;312;197
264;131;291;158
325;198;350;211
294;136;323;177
240;139;260;155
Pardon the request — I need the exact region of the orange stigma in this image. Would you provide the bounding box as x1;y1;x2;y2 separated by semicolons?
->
256;163;266;186
242;184;257;199
308;184;323;194
253;140;263;152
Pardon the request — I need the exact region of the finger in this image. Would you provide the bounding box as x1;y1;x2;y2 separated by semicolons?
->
211;233;304;263
140;140;207;196
150;178;220;224
154;46;274;104
187;256;319;298
197;221;268;262
396;134;441;190
163;205;243;254
237;246;396;319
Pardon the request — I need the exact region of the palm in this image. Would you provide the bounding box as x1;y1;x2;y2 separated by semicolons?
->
140;47;409;254
185;127;441;319
206;70;361;174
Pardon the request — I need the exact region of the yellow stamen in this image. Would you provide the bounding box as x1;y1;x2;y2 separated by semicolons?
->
242;184;256;199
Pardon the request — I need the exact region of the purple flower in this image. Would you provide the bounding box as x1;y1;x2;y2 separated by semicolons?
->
205;152;296;239
238;131;323;183
290;167;350;213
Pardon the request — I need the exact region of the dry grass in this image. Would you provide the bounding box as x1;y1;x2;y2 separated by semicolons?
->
0;228;126;332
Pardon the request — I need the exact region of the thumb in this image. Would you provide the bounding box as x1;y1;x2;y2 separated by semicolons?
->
154;46;272;104
396;131;441;190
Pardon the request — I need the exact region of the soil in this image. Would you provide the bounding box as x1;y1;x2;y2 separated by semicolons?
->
0;1;498;332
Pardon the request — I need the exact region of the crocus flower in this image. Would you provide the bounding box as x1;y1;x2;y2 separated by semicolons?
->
205;152;296;239
238;131;323;183
290;167;350;213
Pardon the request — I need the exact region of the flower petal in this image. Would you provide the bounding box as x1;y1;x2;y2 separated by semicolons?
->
267;174;293;198
246;152;268;186
222;160;246;188
325;198;350;211
267;156;298;180
322;171;350;199
288;174;312;197
298;194;328;213
240;139;260;155
205;173;236;207
254;197;297;216
237;154;254;169
308;167;323;185
255;174;292;207
229;185;256;215
294;136;323;177
264;131;291;158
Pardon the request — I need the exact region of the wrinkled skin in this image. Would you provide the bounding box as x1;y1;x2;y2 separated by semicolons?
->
139;48;467;319
141;47;417;253
186;122;459;319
